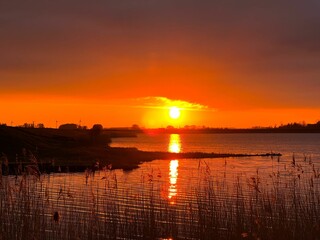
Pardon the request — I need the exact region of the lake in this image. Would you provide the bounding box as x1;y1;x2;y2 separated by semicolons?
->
111;133;320;158
110;133;320;202
2;133;320;239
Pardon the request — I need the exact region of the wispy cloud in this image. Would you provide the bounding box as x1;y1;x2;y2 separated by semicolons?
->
130;96;212;111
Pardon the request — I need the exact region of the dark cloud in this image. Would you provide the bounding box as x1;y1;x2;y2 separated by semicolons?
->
0;0;319;107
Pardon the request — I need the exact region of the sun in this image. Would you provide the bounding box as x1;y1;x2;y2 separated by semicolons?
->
169;106;181;119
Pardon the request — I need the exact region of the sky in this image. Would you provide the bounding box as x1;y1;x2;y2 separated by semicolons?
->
1;0;319;128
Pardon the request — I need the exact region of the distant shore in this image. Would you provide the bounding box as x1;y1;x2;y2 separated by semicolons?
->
141;127;320;134
0;125;282;174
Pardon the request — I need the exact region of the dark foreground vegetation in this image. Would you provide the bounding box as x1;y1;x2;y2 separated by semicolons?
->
0;156;319;239
0;126;319;239
0;126;281;173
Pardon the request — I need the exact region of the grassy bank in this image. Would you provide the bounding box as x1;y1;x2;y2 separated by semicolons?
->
0;126;281;173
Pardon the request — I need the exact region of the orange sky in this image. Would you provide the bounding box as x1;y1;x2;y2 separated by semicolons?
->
1;1;319;128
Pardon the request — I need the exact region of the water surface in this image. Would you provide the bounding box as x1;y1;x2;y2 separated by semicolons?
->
4;133;320;239
111;133;320;159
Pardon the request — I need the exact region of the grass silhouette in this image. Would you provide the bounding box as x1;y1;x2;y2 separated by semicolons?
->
0;154;319;239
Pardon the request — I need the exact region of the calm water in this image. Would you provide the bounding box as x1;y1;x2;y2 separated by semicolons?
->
4;133;320;238
111;133;320;158
110;133;320;204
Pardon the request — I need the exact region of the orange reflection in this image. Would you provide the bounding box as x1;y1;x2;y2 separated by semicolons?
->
168;134;181;153
168;160;179;204
168;134;181;204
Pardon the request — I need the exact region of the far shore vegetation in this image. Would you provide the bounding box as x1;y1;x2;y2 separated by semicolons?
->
0;120;319;175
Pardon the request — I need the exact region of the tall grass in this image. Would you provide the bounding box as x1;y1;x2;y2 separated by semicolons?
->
0;155;319;239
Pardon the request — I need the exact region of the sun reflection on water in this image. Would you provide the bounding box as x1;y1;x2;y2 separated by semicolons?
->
168;134;181;153
168;134;181;204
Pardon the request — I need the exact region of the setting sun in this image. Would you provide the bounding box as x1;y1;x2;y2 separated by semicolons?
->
169;107;181;119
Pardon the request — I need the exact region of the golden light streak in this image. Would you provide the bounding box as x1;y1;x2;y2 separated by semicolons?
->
168;134;181;153
167;134;181;204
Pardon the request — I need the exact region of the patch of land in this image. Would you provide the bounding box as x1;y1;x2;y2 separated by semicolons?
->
0;126;281;174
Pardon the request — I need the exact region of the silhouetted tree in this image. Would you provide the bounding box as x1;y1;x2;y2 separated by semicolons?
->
90;124;103;137
59;123;78;130
23;123;34;128
131;124;140;130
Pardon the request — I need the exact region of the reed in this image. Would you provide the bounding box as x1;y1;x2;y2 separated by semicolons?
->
0;155;319;239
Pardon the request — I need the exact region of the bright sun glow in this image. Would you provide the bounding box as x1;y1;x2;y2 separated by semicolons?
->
169;106;181;119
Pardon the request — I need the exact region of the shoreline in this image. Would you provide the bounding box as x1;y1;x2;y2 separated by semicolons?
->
2;147;282;175
105;147;282;171
0;126;281;175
